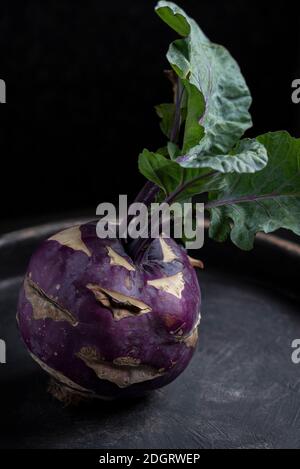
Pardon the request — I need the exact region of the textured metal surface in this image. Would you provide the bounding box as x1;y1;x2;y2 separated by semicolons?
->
0;219;300;449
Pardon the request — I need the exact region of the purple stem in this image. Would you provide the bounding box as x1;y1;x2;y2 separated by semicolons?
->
132;170;218;260
170;79;184;144
126;182;160;236
133;181;160;205
205;192;280;210
132;77;184;209
129;78;188;256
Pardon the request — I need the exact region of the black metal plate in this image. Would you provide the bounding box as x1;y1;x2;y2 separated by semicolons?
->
0;219;300;449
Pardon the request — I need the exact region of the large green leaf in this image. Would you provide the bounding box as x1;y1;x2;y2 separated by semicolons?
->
155;1;191;36
139;138;268;200
138;150;218;204
207;132;300;250
179;139;268;173
155;1;252;158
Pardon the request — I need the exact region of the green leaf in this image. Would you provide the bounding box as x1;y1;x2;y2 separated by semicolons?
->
207;131;300;250
139;138;267;202
155;1;191;36
176;138;268;201
155;1;252;156
139;149;220;202
209;210;232;243
182;80;205;153
179;138;268;173
167;141;180;160
155;103;175;139
138;149;182;195
156;146;169;157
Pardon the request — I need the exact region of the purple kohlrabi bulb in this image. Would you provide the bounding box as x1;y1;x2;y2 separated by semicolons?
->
17;221;201;401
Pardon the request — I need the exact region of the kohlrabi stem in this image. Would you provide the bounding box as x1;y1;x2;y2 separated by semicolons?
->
133;181;159;205
129;77;184;216
132;170;218;260
170;78;184;144
204;191;280;210
165;170;218;205
129;76;192;258
125;182;160;236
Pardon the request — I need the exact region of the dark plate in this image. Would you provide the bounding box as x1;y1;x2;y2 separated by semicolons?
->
0;219;300;449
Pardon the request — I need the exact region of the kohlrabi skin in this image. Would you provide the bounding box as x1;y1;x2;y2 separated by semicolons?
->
17;2;300;402
17;223;200;400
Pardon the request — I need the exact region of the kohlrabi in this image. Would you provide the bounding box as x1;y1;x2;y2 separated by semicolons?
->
17;1;300;402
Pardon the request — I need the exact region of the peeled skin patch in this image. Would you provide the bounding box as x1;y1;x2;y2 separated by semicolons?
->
86;284;152;320
147;272;185;299
159;237;177;262
125;276;132;290
188;256;204;269
176;314;200;347
24;277;78;326
113;357;141;366
49;226;91;257
106;246;135;271
76;347;164;388
29;352;94;395
183;327;199;348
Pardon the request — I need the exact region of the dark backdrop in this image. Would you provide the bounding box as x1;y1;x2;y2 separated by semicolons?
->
0;0;299;223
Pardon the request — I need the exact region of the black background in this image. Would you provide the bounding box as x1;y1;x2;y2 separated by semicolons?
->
0;0;299;224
